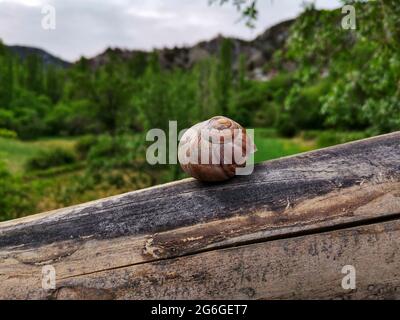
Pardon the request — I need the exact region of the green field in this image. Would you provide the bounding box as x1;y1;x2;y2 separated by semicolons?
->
0;130;316;174
0;137;77;173
254;129;315;163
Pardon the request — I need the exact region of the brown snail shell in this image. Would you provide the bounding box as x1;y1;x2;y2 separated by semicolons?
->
178;116;256;182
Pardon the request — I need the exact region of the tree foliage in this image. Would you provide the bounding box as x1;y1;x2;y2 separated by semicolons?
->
281;1;400;134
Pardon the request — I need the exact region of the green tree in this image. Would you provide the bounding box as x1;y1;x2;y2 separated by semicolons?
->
68;55;133;135
45;65;63;103
281;1;400;133
128;52;148;78
193;58;219;120
0;48;14;108
216;38;233;115
25;54;44;94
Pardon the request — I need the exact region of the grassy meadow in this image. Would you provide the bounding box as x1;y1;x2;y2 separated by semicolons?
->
0;137;76;173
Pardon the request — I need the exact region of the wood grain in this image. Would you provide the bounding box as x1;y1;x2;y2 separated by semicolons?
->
52;218;400;300
0;131;399;299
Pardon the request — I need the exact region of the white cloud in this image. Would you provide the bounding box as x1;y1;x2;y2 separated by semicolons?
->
127;8;176;20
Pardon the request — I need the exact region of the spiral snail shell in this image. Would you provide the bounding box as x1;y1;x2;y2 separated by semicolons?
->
178;116;256;182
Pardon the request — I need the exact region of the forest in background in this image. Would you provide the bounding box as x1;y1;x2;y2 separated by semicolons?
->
0;1;399;221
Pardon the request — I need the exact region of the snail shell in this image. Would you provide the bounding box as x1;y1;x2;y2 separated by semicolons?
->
178;116;256;182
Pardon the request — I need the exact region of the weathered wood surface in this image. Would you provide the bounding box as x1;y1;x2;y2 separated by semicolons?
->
0;131;399;299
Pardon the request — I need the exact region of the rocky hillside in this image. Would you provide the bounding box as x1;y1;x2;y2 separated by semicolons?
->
87;19;294;78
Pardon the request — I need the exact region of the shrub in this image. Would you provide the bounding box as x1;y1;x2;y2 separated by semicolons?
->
300;130;321;140
87;135;135;172
85;134;146;188
26;148;77;171
75;135;99;160
252;102;278;128
0;162;33;221
276;113;297;138
0;128;17;139
10;91;52;139
317;131;369;148
284;81;330;131
0;109;15;128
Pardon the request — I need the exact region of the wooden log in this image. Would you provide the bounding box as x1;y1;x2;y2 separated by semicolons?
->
0;131;399;299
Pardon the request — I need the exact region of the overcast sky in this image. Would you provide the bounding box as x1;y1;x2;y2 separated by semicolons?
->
0;0;341;62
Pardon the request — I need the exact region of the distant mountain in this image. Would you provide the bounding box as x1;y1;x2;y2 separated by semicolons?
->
6;45;71;68
3;18;294;77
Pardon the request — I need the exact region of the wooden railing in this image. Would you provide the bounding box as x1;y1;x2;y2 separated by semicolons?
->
0;132;399;299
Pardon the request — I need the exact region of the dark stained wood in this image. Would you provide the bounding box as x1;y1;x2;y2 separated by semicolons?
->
0;131;399;299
